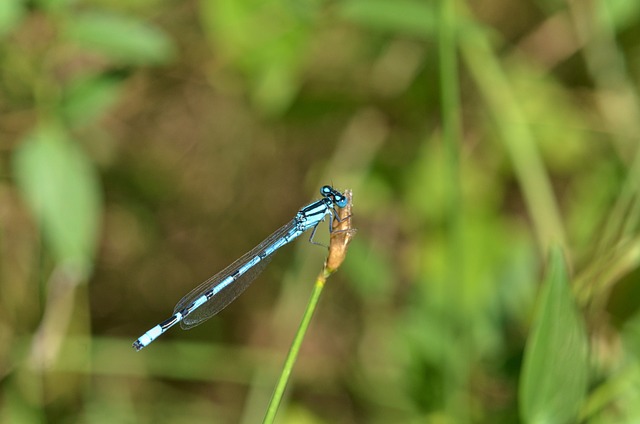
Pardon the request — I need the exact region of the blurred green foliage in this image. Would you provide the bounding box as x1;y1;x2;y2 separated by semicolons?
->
14;124;101;277
1;0;640;423
520;247;588;424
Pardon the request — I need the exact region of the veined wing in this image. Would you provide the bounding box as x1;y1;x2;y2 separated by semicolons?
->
174;219;301;329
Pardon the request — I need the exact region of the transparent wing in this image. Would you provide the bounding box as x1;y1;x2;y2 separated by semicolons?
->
174;220;299;330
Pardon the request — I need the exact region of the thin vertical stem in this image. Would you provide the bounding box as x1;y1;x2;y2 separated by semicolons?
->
262;277;325;424
262;191;354;424
438;0;468;421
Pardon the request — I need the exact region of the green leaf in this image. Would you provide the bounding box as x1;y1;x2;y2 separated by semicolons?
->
600;0;640;32
339;0;436;38
62;75;124;127
249;39;302;116
200;0;308;115
0;0;25;37
519;246;589;424
13;125;102;278
64;12;175;65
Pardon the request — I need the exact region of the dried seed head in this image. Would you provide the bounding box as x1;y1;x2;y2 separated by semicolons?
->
326;189;355;273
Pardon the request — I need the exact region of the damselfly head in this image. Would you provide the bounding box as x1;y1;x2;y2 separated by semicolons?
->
320;185;347;208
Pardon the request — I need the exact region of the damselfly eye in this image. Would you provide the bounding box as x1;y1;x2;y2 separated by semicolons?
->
320;185;332;196
334;195;348;208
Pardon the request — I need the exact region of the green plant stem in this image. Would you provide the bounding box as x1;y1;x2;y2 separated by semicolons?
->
438;0;468;422
438;0;463;313
262;191;352;423
460;20;566;253
262;274;327;424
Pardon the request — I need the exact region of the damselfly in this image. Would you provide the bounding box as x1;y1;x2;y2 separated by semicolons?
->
133;185;348;351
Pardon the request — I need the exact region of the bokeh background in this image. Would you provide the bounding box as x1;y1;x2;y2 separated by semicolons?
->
2;0;640;423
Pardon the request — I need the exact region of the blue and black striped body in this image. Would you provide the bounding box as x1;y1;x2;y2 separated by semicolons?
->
133;185;347;351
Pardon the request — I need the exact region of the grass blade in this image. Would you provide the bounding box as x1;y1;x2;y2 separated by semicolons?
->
519;246;589;424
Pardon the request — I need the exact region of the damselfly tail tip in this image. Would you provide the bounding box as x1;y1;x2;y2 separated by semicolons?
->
132;340;145;351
